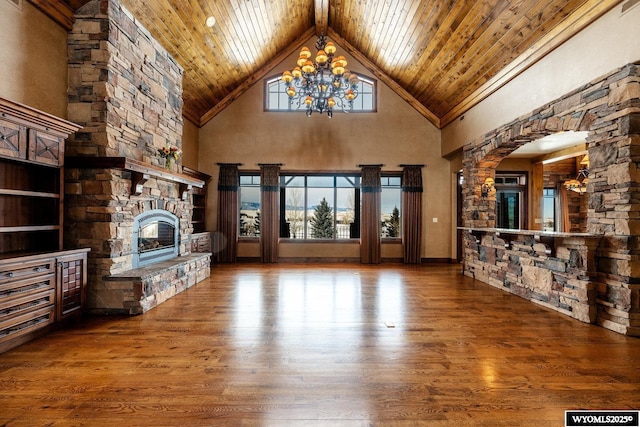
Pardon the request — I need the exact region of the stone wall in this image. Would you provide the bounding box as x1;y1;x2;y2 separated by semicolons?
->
64;0;208;313
67;0;183;165
464;230;600;323
462;62;640;336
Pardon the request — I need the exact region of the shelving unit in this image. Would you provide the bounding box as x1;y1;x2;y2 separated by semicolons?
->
182;167;211;233
0;97;89;354
0;160;63;255
181;167;212;259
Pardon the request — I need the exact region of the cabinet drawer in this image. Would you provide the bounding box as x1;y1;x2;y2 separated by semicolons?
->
28;129;64;166
0;282;55;319
0;117;27;160
0;305;55;344
0;273;55;301
0;258;56;283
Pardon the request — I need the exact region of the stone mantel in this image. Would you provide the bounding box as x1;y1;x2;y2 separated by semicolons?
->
66;156;204;197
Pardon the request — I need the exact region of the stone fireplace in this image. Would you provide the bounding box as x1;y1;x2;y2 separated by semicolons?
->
64;0;211;314
133;209;179;268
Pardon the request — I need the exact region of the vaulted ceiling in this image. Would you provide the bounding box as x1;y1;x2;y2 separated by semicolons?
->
30;0;622;128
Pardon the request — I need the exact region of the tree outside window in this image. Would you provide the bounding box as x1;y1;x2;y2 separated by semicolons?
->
310;197;335;238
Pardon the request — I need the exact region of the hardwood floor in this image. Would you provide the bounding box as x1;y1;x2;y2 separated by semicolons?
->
1;263;639;426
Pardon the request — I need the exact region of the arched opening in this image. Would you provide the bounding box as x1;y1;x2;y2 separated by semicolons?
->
458;61;640;336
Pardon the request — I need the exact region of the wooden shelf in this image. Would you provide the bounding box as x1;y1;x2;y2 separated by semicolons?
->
0;189;60;198
0;225;60;232
66;157;205;196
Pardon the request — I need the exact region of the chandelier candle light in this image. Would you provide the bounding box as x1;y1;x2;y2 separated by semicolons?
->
282;35;360;117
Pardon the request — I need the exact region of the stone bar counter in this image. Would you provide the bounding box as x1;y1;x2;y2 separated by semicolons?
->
460;228;602;324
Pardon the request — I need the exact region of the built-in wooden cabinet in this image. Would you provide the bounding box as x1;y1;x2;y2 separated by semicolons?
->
182;167;211;233
0;249;89;353
0;97;88;354
0;117;27;159
57;251;88;320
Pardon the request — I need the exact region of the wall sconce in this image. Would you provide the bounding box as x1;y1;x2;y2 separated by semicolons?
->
481;177;495;198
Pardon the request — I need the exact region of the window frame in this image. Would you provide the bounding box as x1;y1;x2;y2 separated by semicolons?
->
238;170;404;242
280;172;361;241
238;172;261;240
381;173;402;241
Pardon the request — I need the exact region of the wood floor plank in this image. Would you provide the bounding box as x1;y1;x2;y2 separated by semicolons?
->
0;263;639;426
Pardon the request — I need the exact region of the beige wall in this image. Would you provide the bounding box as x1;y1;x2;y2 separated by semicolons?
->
181;118;200;169
199;37;448;259
441;3;640;156
0;1;68;118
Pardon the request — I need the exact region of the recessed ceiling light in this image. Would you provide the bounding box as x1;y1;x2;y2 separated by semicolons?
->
205;16;216;27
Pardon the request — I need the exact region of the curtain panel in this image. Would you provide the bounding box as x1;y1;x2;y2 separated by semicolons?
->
558;183;571;232
401;165;424;264
360;165;382;264
259;164;282;263
216;163;240;263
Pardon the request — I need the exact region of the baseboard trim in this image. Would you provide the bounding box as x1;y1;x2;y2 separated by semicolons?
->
421;258;456;264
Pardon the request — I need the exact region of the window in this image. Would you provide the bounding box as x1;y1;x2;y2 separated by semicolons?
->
264;75;377;112
239;174;260;237
381;176;401;238
543;188;557;232
281;174;360;240
241;172;404;240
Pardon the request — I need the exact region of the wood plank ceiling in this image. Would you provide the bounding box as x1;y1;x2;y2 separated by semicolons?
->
30;0;623;128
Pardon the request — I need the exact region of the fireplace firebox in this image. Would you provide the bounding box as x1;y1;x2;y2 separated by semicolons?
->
133;210;180;268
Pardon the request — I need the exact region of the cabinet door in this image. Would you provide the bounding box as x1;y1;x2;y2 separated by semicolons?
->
28;130;64;166
56;252;87;320
0;118;27;160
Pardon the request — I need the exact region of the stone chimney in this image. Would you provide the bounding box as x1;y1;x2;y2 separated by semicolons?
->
64;0;208;314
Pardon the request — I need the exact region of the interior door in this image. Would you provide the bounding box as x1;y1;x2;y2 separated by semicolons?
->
497;190;522;229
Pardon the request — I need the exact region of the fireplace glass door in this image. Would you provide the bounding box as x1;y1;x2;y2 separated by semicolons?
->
139;221;175;253
133;210;180;267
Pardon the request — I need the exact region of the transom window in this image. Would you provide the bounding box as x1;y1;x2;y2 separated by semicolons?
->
264;75;376;112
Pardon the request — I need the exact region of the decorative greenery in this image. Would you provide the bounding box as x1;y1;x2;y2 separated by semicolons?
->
384;206;400;237
310;197;334;238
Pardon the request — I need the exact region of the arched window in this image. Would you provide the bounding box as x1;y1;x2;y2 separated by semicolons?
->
264;75;376;113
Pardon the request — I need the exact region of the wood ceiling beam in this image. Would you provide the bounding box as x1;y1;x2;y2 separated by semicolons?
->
327;28;441;129
439;0;624;128
199;26;316;126
315;0;329;36
27;0;76;30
